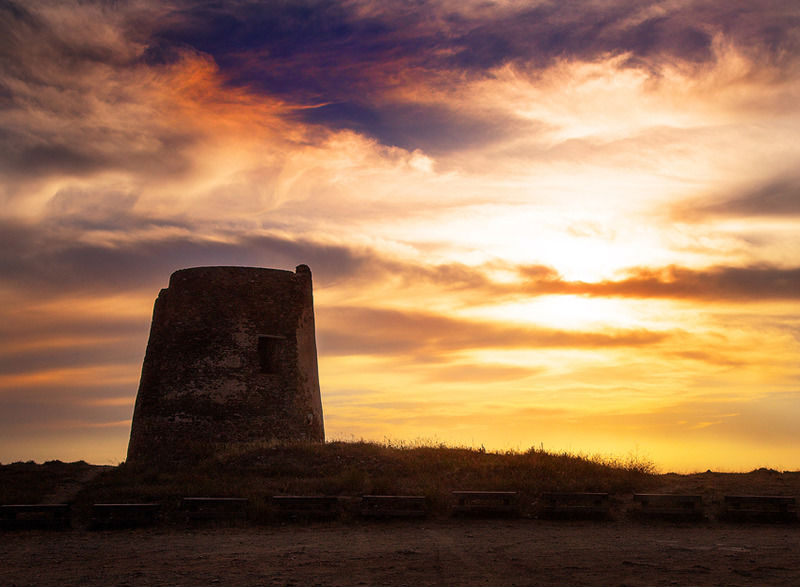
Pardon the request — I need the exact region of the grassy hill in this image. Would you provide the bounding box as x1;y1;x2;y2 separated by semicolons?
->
4;441;655;519
4;441;799;523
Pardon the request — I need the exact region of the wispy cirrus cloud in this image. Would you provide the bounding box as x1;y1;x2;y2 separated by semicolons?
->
676;174;800;220
0;1;199;187
153;0;800;92
5;200;798;305
143;0;800;151
318;305;668;358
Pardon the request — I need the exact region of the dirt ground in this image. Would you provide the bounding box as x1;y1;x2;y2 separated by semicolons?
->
3;519;799;586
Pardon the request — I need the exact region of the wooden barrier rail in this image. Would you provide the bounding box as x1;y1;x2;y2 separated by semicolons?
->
5;491;800;529
721;495;796;522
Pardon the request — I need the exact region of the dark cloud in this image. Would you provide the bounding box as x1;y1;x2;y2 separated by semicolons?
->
317;305;667;357
0;1;44;61
153;0;763;95
0;303;148;342
0;203;514;302
0;339;141;377
3;142;108;176
0;0;151;73
681;175;800;219
5;202;797;306
358;259;798;304
584;265;800;301
0;125;197;183
446;6;715;70
0;215;375;299
297;101;521;154
144;0;799;150
0;1;198;185
1;1;124;85
151;0;421;101
238;234;372;285
372;259;498;294
0;395;134;438
4;0;798;159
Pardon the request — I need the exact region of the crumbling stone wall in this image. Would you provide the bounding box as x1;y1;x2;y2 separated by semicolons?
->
126;265;324;463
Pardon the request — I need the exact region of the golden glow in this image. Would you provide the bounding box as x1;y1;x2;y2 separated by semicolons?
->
0;365;138;391
459;296;644;330
22;294;155;321
2;1;800;472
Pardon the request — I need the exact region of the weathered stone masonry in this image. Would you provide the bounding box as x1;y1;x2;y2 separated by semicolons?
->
126;265;324;463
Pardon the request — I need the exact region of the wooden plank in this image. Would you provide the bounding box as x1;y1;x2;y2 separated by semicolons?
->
632;494;704;520
540;493;610;519
0;504;71;530
361;495;427;518
451;491;519;516
90;503;161;529
721;495;797;522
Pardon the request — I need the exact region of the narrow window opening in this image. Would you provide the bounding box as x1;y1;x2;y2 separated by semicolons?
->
258;335;285;374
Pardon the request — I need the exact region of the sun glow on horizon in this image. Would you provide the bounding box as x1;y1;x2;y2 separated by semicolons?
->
2;0;800;472
456;295;646;331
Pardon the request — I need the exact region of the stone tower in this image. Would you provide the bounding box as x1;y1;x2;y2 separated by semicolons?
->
126;265;324;463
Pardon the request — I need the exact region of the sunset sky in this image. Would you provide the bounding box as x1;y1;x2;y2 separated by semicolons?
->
2;0;799;472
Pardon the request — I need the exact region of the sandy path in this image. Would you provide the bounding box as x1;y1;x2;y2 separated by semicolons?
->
2;520;799;586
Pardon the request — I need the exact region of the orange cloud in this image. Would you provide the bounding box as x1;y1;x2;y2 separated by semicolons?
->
318;305;668;359
518;264;800;302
